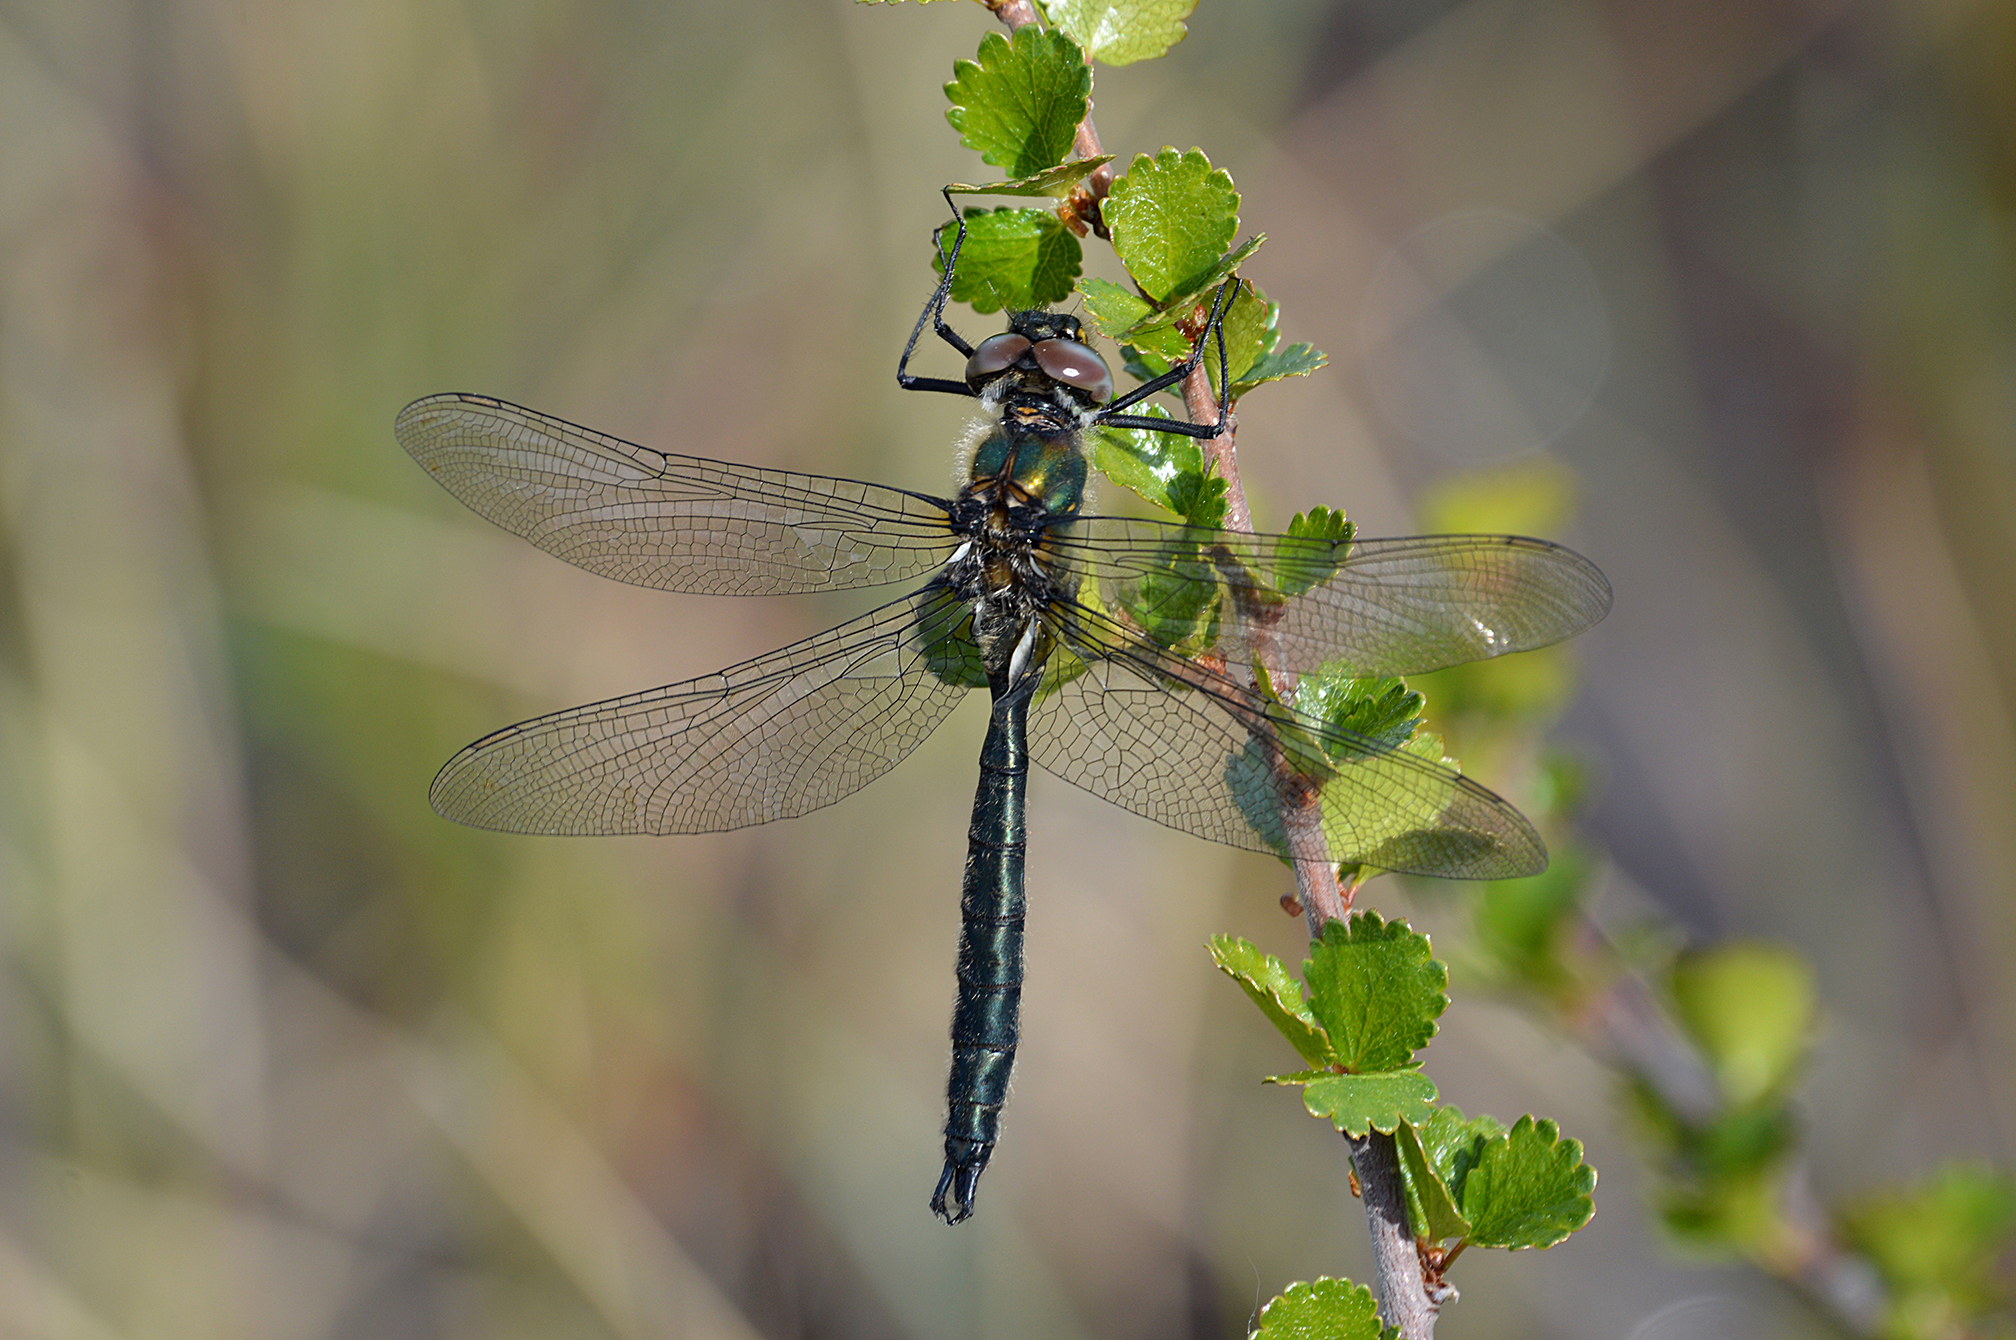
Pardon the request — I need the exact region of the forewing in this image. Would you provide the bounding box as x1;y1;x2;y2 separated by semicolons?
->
1053;521;1611;676
431;593;974;834
397;393;957;595
1029;600;1544;879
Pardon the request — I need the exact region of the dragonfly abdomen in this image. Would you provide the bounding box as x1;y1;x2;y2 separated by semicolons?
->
932;678;1032;1224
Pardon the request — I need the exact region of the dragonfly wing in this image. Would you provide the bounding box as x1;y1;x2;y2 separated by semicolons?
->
397;393;958;595
1029;600;1545;880
1055;522;1611;677
431;593;974;834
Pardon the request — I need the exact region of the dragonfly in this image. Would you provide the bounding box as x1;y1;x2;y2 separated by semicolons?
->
395;209;1611;1225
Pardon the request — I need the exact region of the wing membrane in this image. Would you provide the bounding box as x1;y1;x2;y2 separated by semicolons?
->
1050;521;1611;677
396;393;958;595
1030;597;1544;879
431;593;973;834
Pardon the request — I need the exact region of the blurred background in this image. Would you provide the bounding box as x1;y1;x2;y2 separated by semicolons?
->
1;0;2011;1336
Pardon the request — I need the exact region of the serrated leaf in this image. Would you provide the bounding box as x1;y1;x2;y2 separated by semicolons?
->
1208;936;1336;1070
1232;341;1327;396
1087;404;1205;514
944;28;1090;177
1395;1121;1471;1243
1415;1104;1507;1201
1297;677;1425;754
1110;236;1265;342
1292;1070;1439;1135
1166;468;1227;528
1457;1115;1597;1249
1273;507;1354;596
1078;276;1153;340
934;207;1081;313
1669;942;1815;1109
1105;147;1239;300
1253;1277;1395;1340
1303;913;1446;1073
944;155;1114;199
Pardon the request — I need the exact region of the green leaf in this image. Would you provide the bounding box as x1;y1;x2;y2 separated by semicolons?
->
1087;404;1204;514
1105;147;1239;300
944;155;1114;199
1457;1115;1597;1249
1042;0;1198;66
1416;1104;1508;1196
1669;942;1815;1108
1302;913;1447;1073
1840;1165;2016;1301
934;207;1081;313
1207;936;1336;1070
944;28;1090;177
1395;1122;1471;1243
1233;341;1327;396
1287;1070;1439;1135
1253;1278;1395;1340
1108;236;1265;344
1297;677;1426;754
1165;468;1227;528
1077;277;1155;343
1273;507;1354;597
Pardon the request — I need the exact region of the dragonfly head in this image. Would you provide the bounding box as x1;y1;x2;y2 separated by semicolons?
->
964;313;1114;407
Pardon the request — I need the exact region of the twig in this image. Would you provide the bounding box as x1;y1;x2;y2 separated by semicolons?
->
1182;343;1439;1340
981;2;1437;1329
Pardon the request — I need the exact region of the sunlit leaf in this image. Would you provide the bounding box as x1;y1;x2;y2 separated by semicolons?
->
944;27;1089;176
933;207;1081;313
1281;1069;1439;1135
1208;935;1335;1070
944;154;1113;198
1253;1278;1396;1340
1303;913;1447;1073
1456;1115;1597;1249
1105;147;1239;300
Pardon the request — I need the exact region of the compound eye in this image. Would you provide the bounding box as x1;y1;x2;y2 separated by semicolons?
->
1031;337;1112;403
965;333;1032;386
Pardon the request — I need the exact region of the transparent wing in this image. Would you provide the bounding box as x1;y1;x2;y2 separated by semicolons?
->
396;393;958;595
431;592;975;834
1029;598;1544;879
1050;521;1612;677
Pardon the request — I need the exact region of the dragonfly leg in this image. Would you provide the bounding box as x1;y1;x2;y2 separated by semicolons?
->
897;187;982;399
1092;277;1238;438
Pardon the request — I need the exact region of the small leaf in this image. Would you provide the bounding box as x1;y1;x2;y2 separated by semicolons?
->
1253;1278;1395;1340
1416;1104;1507;1200
1105;147;1239;300
1273;507;1354;597
1292;1070;1439;1135
1395;1122;1471;1243
1456;1115;1597;1249
1208;936;1336;1070
944;155;1114;199
1077;276;1154;341
934;207;1081;313
1303;914;1447;1073
1669;942;1815;1109
1166;468;1227;528
1297;677;1426;754
1043;0;1198;66
944;28;1090;177
1233;342;1327;396
1087;404;1204;514
1109;236;1265;343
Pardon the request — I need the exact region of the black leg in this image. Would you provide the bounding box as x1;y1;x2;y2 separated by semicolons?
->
1094;277;1237;440
897;188;981;398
